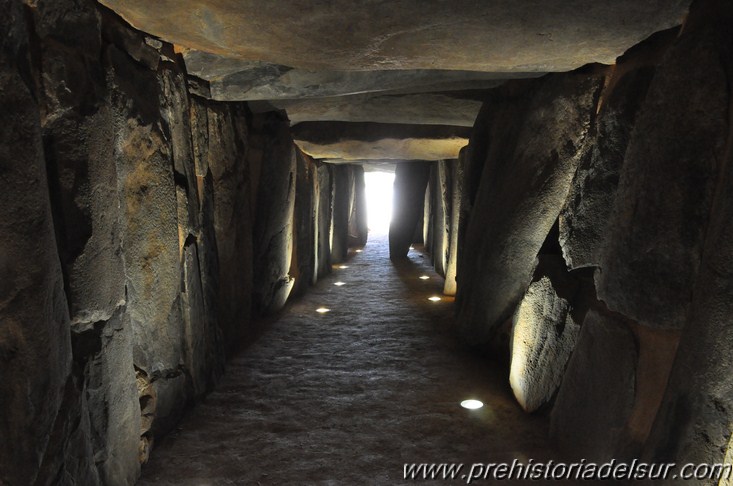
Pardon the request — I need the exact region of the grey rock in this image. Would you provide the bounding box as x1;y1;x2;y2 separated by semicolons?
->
101;0;688;72
444;150;466;295
0;6;78;480
509;277;580;413
456;67;605;346
596;5;730;330
389;161;431;260
108;44;186;431
315;164;334;278
290;150;318;297
348;166;369;248
330;165;353;264
641;0;733;474
550;310;637;461
292;122;471;162
251;111;297;315
272;92;484;127
559;28;677;271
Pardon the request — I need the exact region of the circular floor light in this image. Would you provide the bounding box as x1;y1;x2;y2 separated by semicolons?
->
355;249;363;253
334;282;346;286
428;296;441;302
419;275;430;280
339;265;349;269
316;307;331;313
461;399;484;410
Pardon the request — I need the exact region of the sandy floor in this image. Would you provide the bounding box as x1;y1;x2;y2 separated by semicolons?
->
138;234;556;485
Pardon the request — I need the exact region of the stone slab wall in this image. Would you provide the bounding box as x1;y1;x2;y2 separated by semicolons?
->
0;1;365;484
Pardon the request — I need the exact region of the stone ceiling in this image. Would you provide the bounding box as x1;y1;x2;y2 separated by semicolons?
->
99;0;691;162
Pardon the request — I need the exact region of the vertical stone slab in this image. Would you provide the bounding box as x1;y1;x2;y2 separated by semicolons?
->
251;111;296;314
316;164;333;278
509;277;580;413
444;151;465;295
550;310;637;461
349;165;369;247
331;164;352;264
34;3;142;480
291;149;317;297
389;161;431;260
642;0;733;469
204;101;253;343
596;5;730;330
559;29;676;271
456;68;604;347
0;3;79;481
107;44;186;435
431;160;452;277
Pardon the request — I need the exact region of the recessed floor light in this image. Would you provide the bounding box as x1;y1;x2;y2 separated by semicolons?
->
428;296;441;302
316;307;331;313
355;249;363;253
334;282;346;286
409;246;415;250
339;265;349;269
419;275;430;280
461;399;484;410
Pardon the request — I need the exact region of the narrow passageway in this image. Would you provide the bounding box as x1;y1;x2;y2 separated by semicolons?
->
139;234;554;485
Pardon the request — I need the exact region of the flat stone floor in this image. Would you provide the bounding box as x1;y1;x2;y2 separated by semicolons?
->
139;234;557;485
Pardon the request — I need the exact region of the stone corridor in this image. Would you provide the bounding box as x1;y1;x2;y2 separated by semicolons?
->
138;235;553;485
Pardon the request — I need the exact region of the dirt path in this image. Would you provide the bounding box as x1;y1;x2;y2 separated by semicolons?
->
139;234;554;485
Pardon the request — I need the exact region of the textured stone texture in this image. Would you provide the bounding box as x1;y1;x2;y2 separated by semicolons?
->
251;111;297;315
0;6;82;483
641;0;733;474
456;67;605;346
550;310;637;461
273;92;484;126
330;165;353;264
101;0;688;72
316;164;334;278
443;151;465;296
389;162;431;260
348;166;369;248
559;29;677;270
596;6;730;330
509;277;581;413
290;150;318;298
292;122;471;162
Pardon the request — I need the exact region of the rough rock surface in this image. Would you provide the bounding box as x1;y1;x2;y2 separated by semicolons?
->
292;122;471;162
559;29;677;270
389;162;431;260
348;166;369;248
595;7;730;330
251;111;297;315
641;0;733;473
316;164;334;278
443;150;465;296
550;310;637;461
273;92;484;126
0;6;81;483
100;0;689;72
509;277;581;413
456;67;605;346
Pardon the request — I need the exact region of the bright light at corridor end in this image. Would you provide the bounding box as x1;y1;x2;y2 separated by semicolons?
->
461;399;484;410
364;171;395;234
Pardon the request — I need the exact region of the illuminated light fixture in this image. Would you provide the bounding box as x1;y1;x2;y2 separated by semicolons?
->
316;307;331;313
428;296;441;302
419;275;430;280
355;249;363;253
461;399;484;410
334;282;346;286
339;265;349;269
409;246;415;250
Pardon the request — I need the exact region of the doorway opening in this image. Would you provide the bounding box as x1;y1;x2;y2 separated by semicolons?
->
364;170;395;235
